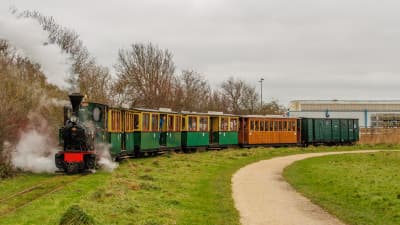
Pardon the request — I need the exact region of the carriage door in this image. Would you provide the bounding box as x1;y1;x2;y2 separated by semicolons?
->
159;114;168;146
210;116;219;144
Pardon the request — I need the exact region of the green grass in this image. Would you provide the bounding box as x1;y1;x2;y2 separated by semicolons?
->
284;151;400;225
0;144;398;225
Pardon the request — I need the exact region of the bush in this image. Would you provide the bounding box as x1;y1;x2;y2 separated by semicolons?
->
0;162;14;179
59;205;96;225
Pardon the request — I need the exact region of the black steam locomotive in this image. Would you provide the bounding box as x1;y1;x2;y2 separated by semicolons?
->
55;93;96;174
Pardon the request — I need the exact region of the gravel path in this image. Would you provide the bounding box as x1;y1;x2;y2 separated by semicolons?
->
232;150;381;225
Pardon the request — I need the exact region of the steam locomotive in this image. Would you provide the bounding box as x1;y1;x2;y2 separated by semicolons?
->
55;93;96;174
55;93;359;174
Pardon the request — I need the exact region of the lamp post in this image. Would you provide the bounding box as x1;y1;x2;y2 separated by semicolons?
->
259;78;264;108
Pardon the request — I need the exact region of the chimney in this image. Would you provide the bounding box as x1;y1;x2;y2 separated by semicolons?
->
69;93;84;114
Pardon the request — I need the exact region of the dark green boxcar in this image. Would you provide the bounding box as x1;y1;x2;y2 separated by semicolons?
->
301;118;359;145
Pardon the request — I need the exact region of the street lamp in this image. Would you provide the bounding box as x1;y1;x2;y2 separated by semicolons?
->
259;78;264;108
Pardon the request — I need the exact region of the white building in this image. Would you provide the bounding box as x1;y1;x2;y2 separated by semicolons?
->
288;100;400;128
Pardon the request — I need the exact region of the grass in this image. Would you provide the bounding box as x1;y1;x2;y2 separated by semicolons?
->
284;151;400;225
0;144;398;225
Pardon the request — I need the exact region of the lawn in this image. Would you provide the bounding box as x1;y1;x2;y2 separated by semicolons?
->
0;144;397;225
284;151;400;225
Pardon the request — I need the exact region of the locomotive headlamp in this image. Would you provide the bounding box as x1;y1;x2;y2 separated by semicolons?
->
71;115;78;123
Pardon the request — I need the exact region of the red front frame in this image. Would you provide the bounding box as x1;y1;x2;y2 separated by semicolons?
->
63;151;95;163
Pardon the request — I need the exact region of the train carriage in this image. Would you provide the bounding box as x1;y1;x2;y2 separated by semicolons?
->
107;108;124;157
301;118;359;145
239;115;299;147
130;108;161;155
181;112;210;149
208;112;239;148
158;108;181;150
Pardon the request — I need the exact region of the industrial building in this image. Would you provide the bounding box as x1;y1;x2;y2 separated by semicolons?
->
288;100;400;128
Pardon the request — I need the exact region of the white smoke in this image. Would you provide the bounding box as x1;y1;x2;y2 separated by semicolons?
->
0;11;72;87
11;129;57;173
10;111;59;173
95;144;118;172
48;98;70;107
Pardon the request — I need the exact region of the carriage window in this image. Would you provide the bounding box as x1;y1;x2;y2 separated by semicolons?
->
269;121;273;131
279;121;283;131
250;120;255;131
142;113;150;131
230;118;238;131
111;110;122;131
255;120;259;131
189;116;198;131
199;117;209;131
168;115;174;131
124;113;132;131
260;120;265;131
292;121;296;131
134;114;139;130
283;121;287;131
287;121;291;131
152;114;159;131
175;116;181;131
221;117;229;131
160;115;167;131
265;121;269;131
274;121;278;131
181;117;186;130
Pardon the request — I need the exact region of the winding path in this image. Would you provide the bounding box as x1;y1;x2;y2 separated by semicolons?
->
232;150;382;225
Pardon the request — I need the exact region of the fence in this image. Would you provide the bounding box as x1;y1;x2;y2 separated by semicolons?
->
360;128;400;144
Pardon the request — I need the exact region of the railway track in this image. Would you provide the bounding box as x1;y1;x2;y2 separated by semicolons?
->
0;174;85;217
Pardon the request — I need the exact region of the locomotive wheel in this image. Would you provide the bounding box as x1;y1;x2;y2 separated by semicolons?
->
66;163;79;174
86;157;96;169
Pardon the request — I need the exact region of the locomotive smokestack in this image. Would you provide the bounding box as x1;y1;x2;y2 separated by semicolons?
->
69;93;84;114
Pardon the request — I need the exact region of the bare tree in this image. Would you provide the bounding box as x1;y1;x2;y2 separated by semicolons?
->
241;85;259;114
114;43;176;108
260;100;286;115
221;77;245;114
207;90;229;112
175;70;211;111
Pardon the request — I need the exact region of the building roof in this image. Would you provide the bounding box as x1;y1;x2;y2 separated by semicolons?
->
290;100;400;112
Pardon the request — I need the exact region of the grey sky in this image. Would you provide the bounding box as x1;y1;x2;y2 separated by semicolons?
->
4;0;400;105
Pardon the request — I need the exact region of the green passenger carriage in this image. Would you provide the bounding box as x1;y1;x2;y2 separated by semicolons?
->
181;112;210;149
208;112;239;147
158;109;181;150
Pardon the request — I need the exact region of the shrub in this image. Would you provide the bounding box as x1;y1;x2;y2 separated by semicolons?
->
59;205;96;225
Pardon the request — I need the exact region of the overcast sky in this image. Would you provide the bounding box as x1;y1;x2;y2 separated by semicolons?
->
3;0;400;105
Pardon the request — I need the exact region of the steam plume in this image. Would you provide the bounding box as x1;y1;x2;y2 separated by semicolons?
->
11;112;58;173
0;10;72;87
12;129;57;173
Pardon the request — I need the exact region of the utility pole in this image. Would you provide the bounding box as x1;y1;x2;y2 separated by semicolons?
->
259;78;264;108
